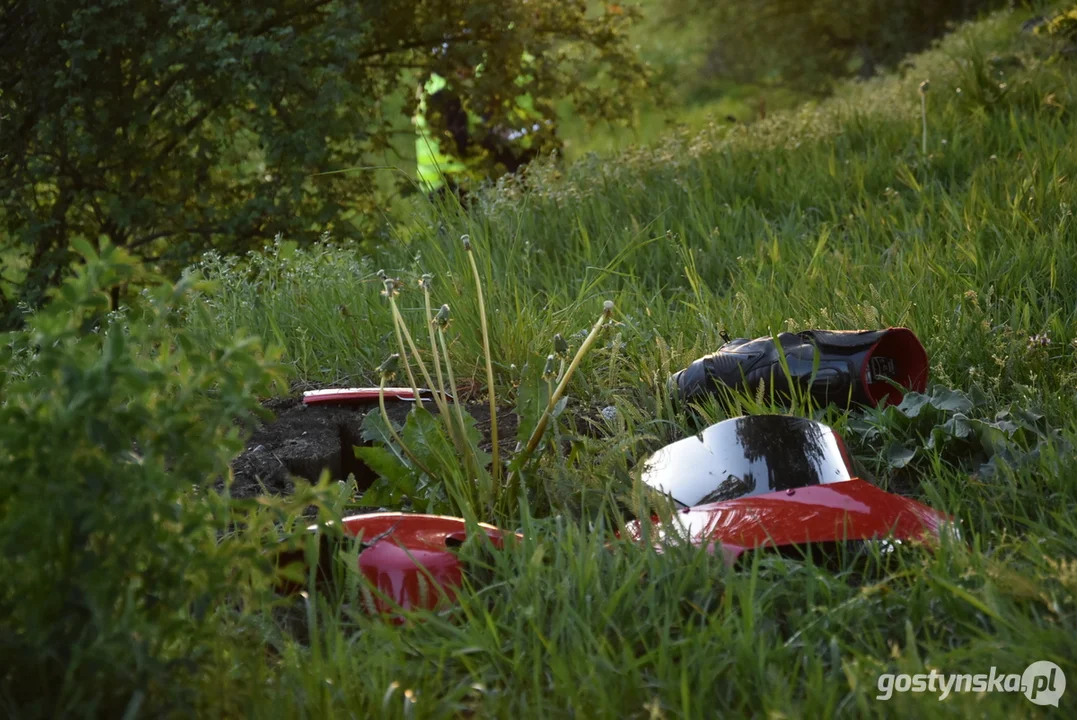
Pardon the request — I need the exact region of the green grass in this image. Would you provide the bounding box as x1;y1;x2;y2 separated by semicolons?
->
554;0;810;159
183;6;1077;716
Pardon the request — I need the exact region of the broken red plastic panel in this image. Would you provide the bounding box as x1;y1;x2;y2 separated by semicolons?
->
343;513;506;613
625;415;950;562
277;512;507;614
302;387;442;405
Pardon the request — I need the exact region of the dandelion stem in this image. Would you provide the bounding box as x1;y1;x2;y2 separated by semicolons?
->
389;298;422;401
379;378;435;479
422;289;470;460
390;298;455;441
921;93;928;155
919;80;930;156
510;303;613;483
464;237;501;485
439;326;486;498
438;327;469;449
423;288;450;416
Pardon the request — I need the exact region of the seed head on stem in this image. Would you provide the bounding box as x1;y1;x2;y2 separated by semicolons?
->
381;276;421;400
553;333;569;358
418;272;459;450
434;303;451;329
378;353;401;380
542;354;557;381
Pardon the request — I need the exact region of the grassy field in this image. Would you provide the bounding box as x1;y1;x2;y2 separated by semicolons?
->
173;6;1077;717
553;0;810;159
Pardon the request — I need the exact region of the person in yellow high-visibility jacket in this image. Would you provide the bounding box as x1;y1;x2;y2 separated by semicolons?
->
413;72;471;194
414;52;550;195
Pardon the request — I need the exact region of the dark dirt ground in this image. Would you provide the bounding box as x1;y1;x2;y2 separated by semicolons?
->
229;391;521;499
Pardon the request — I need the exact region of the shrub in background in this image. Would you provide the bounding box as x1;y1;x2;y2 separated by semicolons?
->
0;0;649;328
0;241;283;717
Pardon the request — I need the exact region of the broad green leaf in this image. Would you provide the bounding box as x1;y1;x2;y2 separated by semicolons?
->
456;407;493;474
967;419;1018;455
400;406;461;481
360;408;396;445
1012;408;1047;434
928;386;974;414
884;442;916;468
353;446;412;487
896;391;931;418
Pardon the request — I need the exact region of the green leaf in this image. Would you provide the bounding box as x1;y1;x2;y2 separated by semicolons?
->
353;446;411;487
1012;408;1047;434
400;406;460;480
70;237;99;262
353;445;416;506
927;413;973;450
928;386;973;414
456;408;493;472
967;419;1018;455
896;391;931;418
514;359;552;443
360;408;396;445
884;442;916;468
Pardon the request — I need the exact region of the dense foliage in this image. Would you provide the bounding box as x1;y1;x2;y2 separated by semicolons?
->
0;243;306;716
666;0;1010;93
0;0;647;327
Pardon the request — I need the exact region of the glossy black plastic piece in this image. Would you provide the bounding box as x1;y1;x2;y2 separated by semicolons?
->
669;328;928;409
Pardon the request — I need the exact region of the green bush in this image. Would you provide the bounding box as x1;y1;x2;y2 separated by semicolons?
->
0;241;283;717
0;0;649;328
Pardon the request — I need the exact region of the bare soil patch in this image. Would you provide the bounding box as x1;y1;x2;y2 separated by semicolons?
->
229;393;520;499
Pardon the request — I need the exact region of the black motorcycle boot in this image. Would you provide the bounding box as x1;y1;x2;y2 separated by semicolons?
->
669;328;928;409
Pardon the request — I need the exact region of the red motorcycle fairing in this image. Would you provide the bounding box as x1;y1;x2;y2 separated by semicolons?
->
275;513;507;613
631;415;951;560
337;513;507;613
625;478;948;563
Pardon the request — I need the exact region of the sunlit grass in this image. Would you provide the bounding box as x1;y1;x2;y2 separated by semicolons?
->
183;6;1077;716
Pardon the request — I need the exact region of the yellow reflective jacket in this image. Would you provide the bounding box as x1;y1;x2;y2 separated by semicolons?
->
413;73;470;192
414;54;542;192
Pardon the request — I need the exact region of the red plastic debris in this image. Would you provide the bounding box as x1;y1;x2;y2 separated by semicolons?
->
625;478;948;563
341;513;505;613
302;387;427;405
